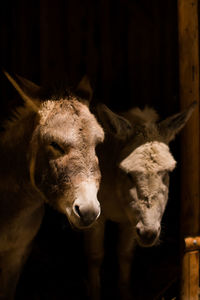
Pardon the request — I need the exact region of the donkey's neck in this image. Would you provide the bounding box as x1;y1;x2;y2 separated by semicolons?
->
0;107;37;183
99;134;124;160
98;136;126;182
1;105;37;144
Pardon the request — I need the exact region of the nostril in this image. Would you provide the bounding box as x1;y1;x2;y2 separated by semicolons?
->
142;230;157;242
148;231;157;240
73;203;100;226
74;205;81;217
136;227;141;237
136;224;158;245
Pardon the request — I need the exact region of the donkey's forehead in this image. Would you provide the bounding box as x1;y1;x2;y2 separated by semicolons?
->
120;141;176;173
38;99;104;142
38;99;87;123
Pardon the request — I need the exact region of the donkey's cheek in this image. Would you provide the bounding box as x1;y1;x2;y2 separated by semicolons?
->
33;159;68;202
56;189;75;215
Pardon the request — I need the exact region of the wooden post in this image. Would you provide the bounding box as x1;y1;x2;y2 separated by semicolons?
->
181;238;200;299
177;0;200;299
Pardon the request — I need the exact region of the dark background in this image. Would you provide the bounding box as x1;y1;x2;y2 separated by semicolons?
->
0;1;181;299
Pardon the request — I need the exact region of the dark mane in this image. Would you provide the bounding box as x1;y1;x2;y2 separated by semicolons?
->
41;79;86;102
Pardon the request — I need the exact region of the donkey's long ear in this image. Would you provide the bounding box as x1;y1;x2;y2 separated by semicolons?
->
76;75;93;105
158;101;197;143
96;104;132;140
4;71;42;112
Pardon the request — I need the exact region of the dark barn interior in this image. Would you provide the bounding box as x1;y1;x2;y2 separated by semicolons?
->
0;0;198;299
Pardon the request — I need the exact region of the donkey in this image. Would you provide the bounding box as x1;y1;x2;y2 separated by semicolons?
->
84;102;196;300
0;72;106;300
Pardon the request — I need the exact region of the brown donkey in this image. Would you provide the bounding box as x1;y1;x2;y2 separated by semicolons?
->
85;102;196;300
0;73;105;299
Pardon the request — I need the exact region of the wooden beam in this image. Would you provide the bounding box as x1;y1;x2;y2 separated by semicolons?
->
177;0;200;299
180;238;200;299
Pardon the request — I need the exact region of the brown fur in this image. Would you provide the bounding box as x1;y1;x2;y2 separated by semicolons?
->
0;73;104;299
85;103;196;300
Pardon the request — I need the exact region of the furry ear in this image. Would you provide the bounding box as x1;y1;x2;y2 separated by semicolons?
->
76;75;93;105
4;71;42;112
96;104;132;139
158;101;197;143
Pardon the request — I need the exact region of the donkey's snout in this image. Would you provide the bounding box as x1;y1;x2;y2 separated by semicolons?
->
136;227;157;243
73;202;100;227
136;223;160;246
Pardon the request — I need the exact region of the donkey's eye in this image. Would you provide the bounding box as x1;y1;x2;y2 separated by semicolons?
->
50;141;65;154
159;171;169;183
162;172;169;183
127;173;135;184
95;137;104;147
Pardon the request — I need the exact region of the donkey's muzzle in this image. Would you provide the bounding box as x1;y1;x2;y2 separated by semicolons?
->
136;222;160;247
73;202;100;227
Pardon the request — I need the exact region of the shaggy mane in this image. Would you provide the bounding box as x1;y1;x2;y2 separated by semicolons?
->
120;141;176;174
1;104;33;134
128;106;159;125
1;91;80;136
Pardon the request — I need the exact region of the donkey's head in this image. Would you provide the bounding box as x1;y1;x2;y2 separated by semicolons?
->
120;140;176;247
5;72;104;229
98;103;196;247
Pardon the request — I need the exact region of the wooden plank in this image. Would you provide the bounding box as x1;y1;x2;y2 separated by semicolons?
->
12;0;40;78
178;0;199;235
127;1;155;108
177;0;200;299
39;0;69;85
180;250;199;300
98;0;112;105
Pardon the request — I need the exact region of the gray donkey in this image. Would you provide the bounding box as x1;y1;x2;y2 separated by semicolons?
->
85;102;196;300
0;72;106;300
